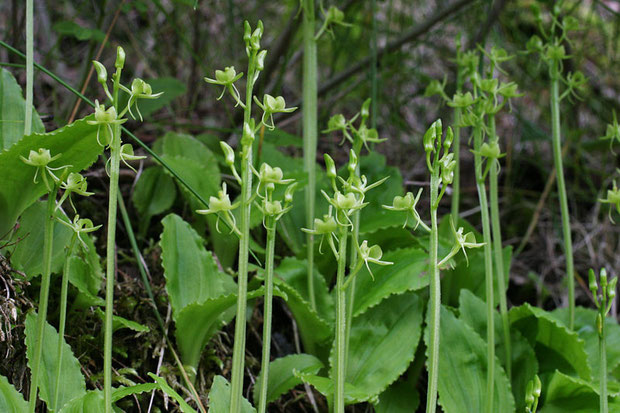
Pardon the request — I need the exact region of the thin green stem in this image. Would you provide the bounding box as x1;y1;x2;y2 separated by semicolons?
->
334;221;349;413
488;116;511;380
425;167;440;413
104;62;123;412
27;185;58;413
473;124;495;413
600;311;608;413
258;217;276;413
549;60;575;330
302;0;318;311
104;121;121;413
53;235;77;411
370;0;378;129
24;0;33;136
230;46;257;413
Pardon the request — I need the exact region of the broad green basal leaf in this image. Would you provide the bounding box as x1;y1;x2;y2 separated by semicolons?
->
352;248;428;317
373;367;420;413
343;292;423;401
510;303;591;381
429;305;515;413
0;374;27;413
160;213;236;317
540;370;620;413
0;116;102;235
0;68;44;150
459;290;538;412
25;312;86;412
132;166;176;226
252;353;323;406
208;376;255;413
295;371;375;405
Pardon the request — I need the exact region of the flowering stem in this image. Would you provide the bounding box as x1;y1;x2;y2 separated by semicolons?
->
600;310;608;413
302;0;318;312
488;116;511;380
24;0;33;136
258;217;276;413
230;47;257;413
27;185;58;413
104;63;123;413
425;162;440;413
450;67;464;222
473;123;495;413
334;219;349;413
549;59;575;330
53;234;77;411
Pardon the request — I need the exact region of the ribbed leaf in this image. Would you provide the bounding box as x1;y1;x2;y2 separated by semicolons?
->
252;354;323;405
0;116;101;234
352;248;428;317
459;290;538;412
0;68;44;150
0;374;27;413
540;370;620;412
295;371;375;405
373;368;420;413
430;305;515;413
208;376;255;413
160;213;236;318
25;312;86;412
132;166;176;224
510;303;591;381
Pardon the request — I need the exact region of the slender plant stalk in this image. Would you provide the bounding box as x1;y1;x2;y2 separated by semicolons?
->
600;315;608;413
334;221;349;413
53;235;77;411
24;0;33;136
104;60;123;411
450;66;464;221
370;0;378;129
258;217;276;413
230;46;258;413
473;123;495;413
549;59;575;330
27;185;58;413
425;164;440;413
302;0;318;311
488;116;511;380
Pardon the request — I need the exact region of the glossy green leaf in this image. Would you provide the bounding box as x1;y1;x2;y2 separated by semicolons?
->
67;255;105;308
160;213;236;317
25;312;86;412
52;21;105;41
458;290;538;411
352;248;428;317
340;292;423;401
295;371;375;405
208;375;256;413
540;370;620;412
272;258;333;355
58;391;104;413
175;288;268;371
0;116;102;234
9;202;102;291
153;132;220;211
0;68;44;150
373;370;420;413
252;353;324;406
510;303;591;381
553;306;620;385
148;373;197;413
429;305;515;412
94;308;149;333
0;374;27;413
132;166;176;222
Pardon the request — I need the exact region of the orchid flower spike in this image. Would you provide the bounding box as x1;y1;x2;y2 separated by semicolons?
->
196;182;241;235
20;148;71;191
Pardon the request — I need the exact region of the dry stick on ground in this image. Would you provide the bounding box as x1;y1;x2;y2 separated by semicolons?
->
516;142;569;256
67;0;125;124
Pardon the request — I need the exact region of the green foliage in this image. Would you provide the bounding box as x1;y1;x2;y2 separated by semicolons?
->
0;375;28;413
24;312;86;412
0;68;44;151
132;166;176;228
208;376;255;413
52;21;105;42
252;354;323;406
540;371;620;413
429;305;515;413
0;116;102;235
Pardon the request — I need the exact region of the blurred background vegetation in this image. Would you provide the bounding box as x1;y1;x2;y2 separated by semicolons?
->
2;0;620;410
